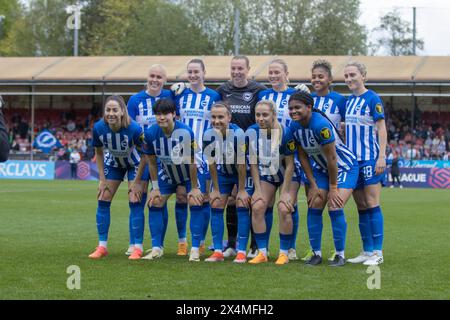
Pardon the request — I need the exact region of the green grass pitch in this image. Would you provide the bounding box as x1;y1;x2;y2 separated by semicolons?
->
1;180;449;300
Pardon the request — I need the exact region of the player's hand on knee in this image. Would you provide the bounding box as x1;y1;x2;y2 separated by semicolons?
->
237;190;251;209
188;187;203;206
128;182;143;202
97;180;111;200
147;189;162;208
209;190;222;208
251;191;265;208
278;193;294;213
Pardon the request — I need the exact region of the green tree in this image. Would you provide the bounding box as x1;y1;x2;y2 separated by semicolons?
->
309;0;367;55
372;9;424;56
80;0;214;56
0;0;76;56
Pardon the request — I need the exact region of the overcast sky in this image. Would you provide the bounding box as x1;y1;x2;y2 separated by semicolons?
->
359;0;450;55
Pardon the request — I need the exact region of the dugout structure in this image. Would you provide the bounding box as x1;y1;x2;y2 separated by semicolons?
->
1;55;450;159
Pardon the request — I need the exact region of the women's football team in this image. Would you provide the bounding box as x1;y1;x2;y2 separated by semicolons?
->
88;57;386;267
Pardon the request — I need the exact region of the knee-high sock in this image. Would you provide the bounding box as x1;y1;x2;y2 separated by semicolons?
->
129;202;144;245
307;208;323;252
226;204;237;248
254;232;267;252
264;207;273;250
201;203;211;242
161;203;168;247
211;208;225;251
358;209;374;253
329;209;347;252
128;210;134;246
96;200;111;242
369;206;384;251
148;206;163;248
291;205;299;249
279;233;292;253
237;207;250;252
190;205;203;248
175;202;188;241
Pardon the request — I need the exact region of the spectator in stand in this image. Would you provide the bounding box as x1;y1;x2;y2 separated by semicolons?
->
437;136;447;159
389;151;402;189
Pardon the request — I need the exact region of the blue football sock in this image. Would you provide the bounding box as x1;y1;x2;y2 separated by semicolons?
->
211;208;224;250
161;203;168;247
148;206;163;248
358;209;374;252
291;205;299;249
189;205;203;248
175;202;188;240
329;209;347;252
237;207;250;252
254;231;267;251
264;207;273;250
307;208;323;252
129;202;144;245
201;203;211;242
128;210;134;246
96;200;111;242
369;206;384;251
279;233;291;252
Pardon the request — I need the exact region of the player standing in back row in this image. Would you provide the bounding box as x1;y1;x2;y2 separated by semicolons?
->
216;55;267;258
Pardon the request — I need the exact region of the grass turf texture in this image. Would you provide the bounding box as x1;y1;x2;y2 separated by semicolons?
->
1;180;449;300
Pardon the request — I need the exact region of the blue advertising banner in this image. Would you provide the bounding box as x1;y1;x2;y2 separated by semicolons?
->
55;160;99;180
399;160;450;168
386;167;450;189
0;160;55;180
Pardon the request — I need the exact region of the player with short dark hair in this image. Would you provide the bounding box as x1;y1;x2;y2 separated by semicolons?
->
130;99;205;261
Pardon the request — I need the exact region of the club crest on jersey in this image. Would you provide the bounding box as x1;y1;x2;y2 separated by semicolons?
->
375;103;383;114
281;99;288;106
201;100;208;108
121;139;128;148
322;103;330;111
287;140;296;152
243;92;253;102
320;127;331;140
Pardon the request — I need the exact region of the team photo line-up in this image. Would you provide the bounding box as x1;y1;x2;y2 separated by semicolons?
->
88;55;386;267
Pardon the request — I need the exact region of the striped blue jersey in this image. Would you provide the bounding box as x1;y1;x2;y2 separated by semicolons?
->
203;123;246;176
246;123;296;183
345;89;385;161
257;87;297;127
127;89;174;130
311;91;346;129
92;119;143;168
142;121;199;185
175;87;220;150
290;112;357;173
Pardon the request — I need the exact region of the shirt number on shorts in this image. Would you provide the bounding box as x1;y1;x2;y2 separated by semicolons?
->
337;171;347;184
363;166;373;180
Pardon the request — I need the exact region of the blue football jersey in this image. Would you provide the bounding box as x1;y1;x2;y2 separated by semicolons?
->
203;123;246;176
257;87;297;127
311;91;346;130
246;123;296;183
176;87;220;168
142;120;199;185
345;89;385;161
92;119;143;168
290;112;356;173
127;89;174;130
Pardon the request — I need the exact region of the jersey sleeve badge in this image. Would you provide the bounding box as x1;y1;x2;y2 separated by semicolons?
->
287;139;296;152
375;103;384;114
320;127;331;140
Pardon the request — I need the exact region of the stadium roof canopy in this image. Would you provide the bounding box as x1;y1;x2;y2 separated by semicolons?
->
1;55;450;84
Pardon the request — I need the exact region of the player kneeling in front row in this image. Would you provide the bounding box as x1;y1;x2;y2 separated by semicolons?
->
203;102;253;263
289;92;359;267
247;100;297;265
89;95;146;259
130;99;205;261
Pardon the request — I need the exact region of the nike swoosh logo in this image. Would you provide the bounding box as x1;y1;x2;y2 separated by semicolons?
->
226;94;233;97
